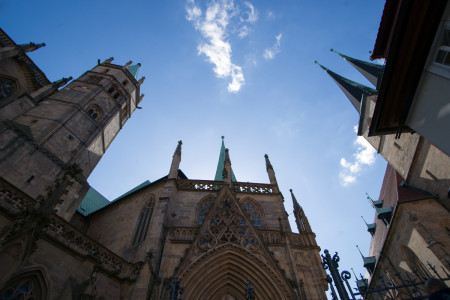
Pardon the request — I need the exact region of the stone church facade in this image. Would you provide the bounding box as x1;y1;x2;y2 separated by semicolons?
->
0;28;328;299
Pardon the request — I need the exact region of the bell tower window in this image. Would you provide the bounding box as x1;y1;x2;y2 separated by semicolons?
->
87;105;102;120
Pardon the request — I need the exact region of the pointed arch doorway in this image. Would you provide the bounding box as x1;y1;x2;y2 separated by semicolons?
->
179;244;293;300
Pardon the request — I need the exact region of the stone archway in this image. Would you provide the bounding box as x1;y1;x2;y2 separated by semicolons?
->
180;244;294;300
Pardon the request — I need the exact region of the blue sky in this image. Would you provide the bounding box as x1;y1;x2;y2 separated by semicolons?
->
3;0;387;294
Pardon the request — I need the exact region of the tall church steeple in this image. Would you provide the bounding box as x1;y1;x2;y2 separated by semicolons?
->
290;189;312;233
214;136;236;182
315;61;377;113
331;49;384;88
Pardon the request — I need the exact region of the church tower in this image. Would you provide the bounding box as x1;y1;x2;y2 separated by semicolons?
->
0;32;145;220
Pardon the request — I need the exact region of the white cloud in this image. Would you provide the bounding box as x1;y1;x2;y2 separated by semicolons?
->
238;25;249;38
263;33;282;60
241;2;258;23
186;0;254;93
339;126;377;186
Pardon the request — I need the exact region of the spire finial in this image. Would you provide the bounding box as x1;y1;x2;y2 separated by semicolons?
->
264;154;273;171
174;140;182;156
361;216;369;226
290;189;300;211
214;137;236;182
356;245;365;259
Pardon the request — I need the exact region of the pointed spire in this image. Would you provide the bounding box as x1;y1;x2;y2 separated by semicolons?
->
138;76;145;85
124;60;133;68
264;154;273;171
18;42;46;53
315;61;377;113
168;140;182;179
290;189;301;212
52;76;73;89
174;140;182;156
264;154;278;188
127;63;141;78
214;137;236;182
331;49;384;88
291;189;312;233
223;148;232;185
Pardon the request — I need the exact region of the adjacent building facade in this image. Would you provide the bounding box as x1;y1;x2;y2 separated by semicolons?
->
318;0;450;298
0;29;328;299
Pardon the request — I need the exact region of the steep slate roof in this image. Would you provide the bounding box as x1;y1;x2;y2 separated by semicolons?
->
214;136;237;182
77;170;188;216
316;62;377;113
331;49;385;88
77;187;111;216
112;180;152;202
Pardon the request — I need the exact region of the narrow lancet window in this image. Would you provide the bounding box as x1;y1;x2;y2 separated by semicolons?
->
132;198;155;246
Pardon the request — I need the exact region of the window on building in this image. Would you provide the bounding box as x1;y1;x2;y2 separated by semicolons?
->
198;197;215;225
241;200;263;229
87;105;102;120
132;198;155;246
0;270;47;300
435;29;450;67
107;87;114;94
113;93;120;99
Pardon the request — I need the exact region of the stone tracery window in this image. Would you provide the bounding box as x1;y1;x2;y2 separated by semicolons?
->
241;199;263;229
197;196;215;225
132;197;155;246
0;270;47;300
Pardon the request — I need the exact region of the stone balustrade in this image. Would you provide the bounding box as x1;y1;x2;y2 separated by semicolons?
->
177;179;275;194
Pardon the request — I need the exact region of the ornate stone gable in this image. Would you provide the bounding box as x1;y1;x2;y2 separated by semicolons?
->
177;186;294;299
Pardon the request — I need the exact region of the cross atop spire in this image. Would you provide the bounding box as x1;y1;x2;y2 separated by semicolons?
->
214;136;236;182
315;61;377;113
331;49;384;88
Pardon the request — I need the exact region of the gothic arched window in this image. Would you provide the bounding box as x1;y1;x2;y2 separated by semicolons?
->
132;197;155;246
0;269;48;300
197;196;215;225
241;199;263;229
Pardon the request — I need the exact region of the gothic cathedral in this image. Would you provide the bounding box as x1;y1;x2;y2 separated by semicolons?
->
0;28;327;299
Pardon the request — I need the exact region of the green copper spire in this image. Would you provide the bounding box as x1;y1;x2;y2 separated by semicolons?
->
331;49;384;88
127;63;141;78
214;136;237;182
315;61;377;113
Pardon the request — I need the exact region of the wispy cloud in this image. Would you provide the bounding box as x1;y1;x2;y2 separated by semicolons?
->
266;10;275;20
263;33;282;60
186;0;257;93
339;126;377;186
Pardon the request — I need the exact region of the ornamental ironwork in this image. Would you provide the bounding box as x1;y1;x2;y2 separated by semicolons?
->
322;249;450;300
